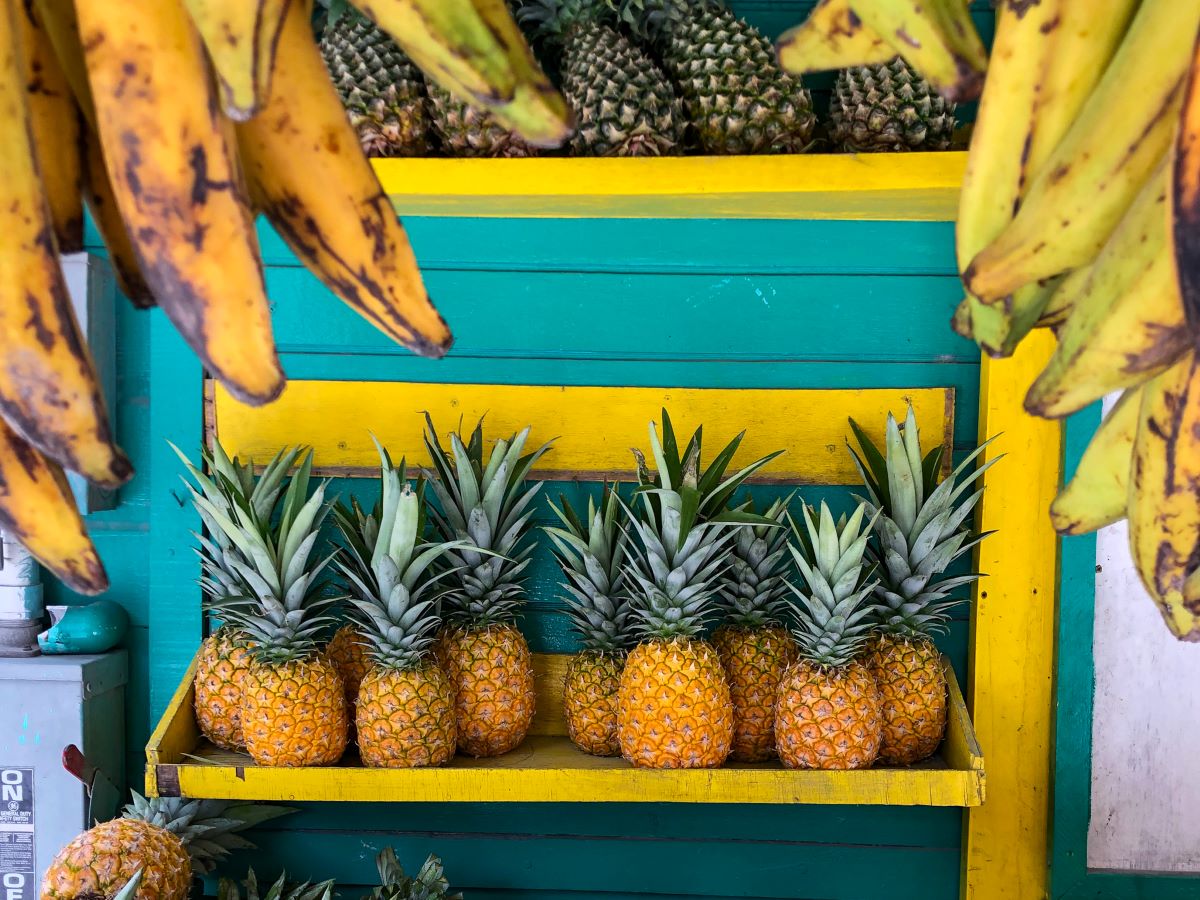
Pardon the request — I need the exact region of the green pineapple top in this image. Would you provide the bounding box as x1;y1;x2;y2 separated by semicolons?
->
423;415;554;629
786;501;880;668
544;486;633;655
847;404;997;640
218;869;335;900
367;848;462;900
195;451;342;664
719;494;792;628
121;793;293;874
518;0;618;46
334;442;468;671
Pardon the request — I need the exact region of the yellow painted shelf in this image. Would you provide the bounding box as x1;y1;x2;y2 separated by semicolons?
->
147;652;985;806
372;152;967;220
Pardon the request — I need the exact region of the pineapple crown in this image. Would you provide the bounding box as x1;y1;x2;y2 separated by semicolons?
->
544;485;633;655
719;494;793;627
218;870;335;900
517;0;619;46
786;501;880;668
619;0;726;40
334;440;470;670
423;414;554;628
195;452;343;664
622;444;738;640
369;848;462;900
121;793;294;875
847;404;999;639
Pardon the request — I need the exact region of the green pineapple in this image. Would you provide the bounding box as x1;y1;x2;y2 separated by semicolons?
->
367;848;462;900
319;2;431;157
518;0;684;156
848;404;995;763
218;870;335;900
830;58;958;153
426;82;539;157
544;486;633;755
624;0;817;154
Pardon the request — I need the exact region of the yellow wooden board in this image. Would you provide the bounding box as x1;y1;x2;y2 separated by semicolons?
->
146;651;984;806
372;153;967;220
211;381;954;484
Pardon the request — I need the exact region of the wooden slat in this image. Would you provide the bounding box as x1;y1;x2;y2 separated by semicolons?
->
211;381;954;485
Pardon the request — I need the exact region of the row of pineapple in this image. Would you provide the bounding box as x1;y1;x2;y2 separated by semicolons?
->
318;0;958;158
185;399;989;773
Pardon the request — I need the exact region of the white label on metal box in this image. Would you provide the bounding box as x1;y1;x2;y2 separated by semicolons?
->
0;768;34;900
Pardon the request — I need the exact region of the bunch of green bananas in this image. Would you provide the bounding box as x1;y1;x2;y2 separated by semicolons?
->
778;0;1200;641
0;0;570;594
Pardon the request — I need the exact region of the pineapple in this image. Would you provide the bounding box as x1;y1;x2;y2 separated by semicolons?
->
199;452;350;767
830;58;958;153
712;495;796;762
333;445;463;767
518;0;684;156
326;622;373;715
626;0;816;154
427;82;538;158
544;486;633;756
42;794;290;900
848;405;994;763
368;848;462;900
617;425;740;769
218;870;335;900
776;501;883;770
424;415;553;757
320;3;431;157
174;443;301;752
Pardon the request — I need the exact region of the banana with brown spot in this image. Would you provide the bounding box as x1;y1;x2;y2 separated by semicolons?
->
184;0;291;120
1171;26;1200;349
774;0;893;74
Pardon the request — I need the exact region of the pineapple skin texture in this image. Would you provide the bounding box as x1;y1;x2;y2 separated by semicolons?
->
775;660;882;770
357;662;457;768
438;624;536;757
713;625;796;762
326;624;372;707
241;656;350;766
193;627;253;752
41;819;190;900
563;650;624;757
617;637;733;769
866;636;948;764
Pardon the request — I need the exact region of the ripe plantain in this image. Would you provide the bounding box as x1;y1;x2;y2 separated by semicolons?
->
1128;354;1200;641
963;0;1198;303
0;0;130;488
1172;26;1200;349
353;0;572;147
774;0;892;74
30;0;93;124
1050;387;1141;536
16;0;82;253
236;0;452;358
0;417;107;595
74;0;284;405
1025;160;1188;418
183;0;291;120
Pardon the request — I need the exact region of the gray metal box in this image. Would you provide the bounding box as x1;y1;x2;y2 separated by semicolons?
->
0;652;127;891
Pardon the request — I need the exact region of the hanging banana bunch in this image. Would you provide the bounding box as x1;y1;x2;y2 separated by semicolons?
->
780;0;1200;640
0;0;571;594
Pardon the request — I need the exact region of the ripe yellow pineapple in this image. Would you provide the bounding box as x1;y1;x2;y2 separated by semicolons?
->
776;501;883;770
194;626;254;751
544;486;633;756
848;405;994;763
327;623;372;709
333;445;462;767
42;793;290;900
198;451;349;766
424;416;553;757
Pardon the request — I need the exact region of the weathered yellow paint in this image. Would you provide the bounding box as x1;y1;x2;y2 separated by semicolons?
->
212;381;955;484
371;153;967;220
964;333;1060;899
146;652;983;805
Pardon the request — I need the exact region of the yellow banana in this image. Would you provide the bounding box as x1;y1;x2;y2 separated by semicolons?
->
75;0;284;406
774;0;892;74
1025;160;1189;418
964;0;1198;303
1171;27;1200;343
237;0;452;359
31;0;93;125
1036;271;1081;331
0;0;130;488
81;124;154;309
833;0;987;103
0;418;107;595
353;0;572;146
1049;387;1141;536
1128;353;1200;641
16;0;82;253
183;0;290;120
